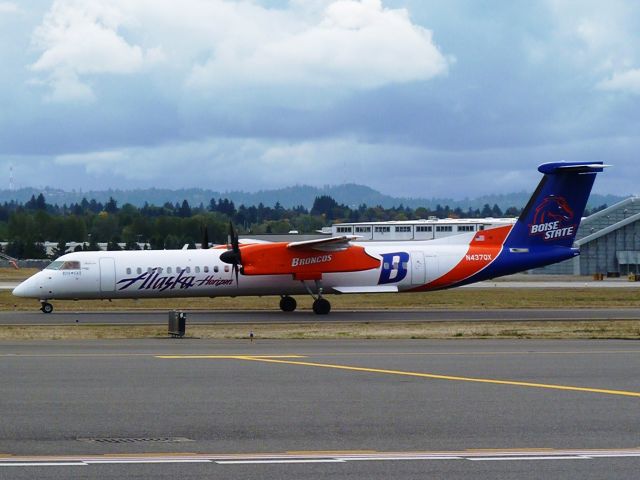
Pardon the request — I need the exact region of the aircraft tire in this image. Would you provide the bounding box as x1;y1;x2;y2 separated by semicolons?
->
40;302;53;314
312;298;331;315
280;296;297;312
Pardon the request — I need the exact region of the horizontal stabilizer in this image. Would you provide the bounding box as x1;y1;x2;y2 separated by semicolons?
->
538;162;610;174
333;286;398;294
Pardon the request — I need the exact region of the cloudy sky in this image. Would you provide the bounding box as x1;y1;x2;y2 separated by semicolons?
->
0;0;638;198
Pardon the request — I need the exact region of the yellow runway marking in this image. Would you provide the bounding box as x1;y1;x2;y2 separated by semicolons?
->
156;355;306;359
234;357;640;398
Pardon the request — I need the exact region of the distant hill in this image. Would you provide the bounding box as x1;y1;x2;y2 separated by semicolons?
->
0;185;626;212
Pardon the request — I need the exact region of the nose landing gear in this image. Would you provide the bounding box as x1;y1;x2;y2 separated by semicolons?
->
40;301;53;314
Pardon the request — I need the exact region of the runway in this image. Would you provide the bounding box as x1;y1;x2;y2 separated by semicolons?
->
1;339;640;479
2;307;640;325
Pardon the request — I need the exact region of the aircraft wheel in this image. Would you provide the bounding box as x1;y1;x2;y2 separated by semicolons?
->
279;296;297;312
312;298;331;315
40;302;53;314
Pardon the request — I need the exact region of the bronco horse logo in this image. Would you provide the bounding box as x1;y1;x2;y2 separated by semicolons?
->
532;195;574;225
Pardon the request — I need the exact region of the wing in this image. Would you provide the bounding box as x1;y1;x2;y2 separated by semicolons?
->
286;236;359;252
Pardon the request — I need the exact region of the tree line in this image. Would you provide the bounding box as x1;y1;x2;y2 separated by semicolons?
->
0;193;606;259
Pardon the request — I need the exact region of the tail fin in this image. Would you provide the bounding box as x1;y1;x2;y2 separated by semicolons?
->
504;162;607;249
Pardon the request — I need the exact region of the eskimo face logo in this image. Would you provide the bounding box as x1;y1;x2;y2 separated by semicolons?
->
529;195;576;240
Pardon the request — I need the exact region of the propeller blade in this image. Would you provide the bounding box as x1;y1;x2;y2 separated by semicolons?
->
221;222;242;287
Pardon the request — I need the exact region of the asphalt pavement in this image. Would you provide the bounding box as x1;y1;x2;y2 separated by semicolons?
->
1;338;640;479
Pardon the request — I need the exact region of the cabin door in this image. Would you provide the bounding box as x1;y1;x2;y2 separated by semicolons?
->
99;257;116;293
411;251;426;285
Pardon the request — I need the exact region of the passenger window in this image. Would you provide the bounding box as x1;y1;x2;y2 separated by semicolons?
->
186;267;191;273
214;266;219;273
147;267;153;273
126;268;131;275
204;266;209;273
167;267;172;274
157;267;163;274
137;267;142;274
224;265;229;273
195;266;200;273
176;267;182;273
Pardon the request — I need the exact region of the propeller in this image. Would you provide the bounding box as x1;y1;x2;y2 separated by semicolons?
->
201;224;209;249
220;222;242;284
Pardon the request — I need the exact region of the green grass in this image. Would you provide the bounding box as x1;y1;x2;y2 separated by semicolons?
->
1;320;639;341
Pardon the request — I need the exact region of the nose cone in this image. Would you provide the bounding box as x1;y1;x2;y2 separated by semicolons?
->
12;276;40;298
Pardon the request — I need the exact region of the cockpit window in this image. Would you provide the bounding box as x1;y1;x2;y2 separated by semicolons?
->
45;261;64;270
61;261;80;270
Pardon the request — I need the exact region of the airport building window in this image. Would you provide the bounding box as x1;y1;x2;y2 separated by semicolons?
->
336;226;353;233
458;225;475;232
374;226;391;233
436;226;453;232
395;226;411;233
416;226;432;232
355;226;371;233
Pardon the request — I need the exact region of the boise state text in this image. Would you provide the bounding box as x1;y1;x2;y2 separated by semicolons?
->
529;221;575;240
117;268;233;292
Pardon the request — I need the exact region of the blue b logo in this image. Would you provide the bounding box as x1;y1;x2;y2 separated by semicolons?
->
378;252;409;284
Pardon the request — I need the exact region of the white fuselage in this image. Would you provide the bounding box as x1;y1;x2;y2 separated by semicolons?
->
12;237;477;301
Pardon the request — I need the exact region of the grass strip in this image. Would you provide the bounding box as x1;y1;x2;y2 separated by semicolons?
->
1;321;639;341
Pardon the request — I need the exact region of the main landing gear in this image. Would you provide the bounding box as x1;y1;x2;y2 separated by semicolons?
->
300;279;331;315
279;294;330;315
40;301;53;314
279;295;297;312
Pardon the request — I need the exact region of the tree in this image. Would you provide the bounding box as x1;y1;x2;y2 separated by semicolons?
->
104;196;119;214
50;240;67;258
178;200;192;218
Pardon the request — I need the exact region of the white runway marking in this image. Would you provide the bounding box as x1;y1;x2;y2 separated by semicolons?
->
2;448;640;468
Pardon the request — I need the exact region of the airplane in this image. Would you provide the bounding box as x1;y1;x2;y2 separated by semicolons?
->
13;161;607;314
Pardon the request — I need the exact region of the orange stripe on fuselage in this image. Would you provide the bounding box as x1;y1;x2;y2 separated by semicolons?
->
240;243;380;277
411;225;512;291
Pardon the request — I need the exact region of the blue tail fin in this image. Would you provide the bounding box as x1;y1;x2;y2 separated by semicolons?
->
504;162;606;249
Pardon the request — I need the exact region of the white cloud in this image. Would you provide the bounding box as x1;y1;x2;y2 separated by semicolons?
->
30;0;450;102
30;0;164;102
0;2;18;14
187;0;449;89
598;68;640;94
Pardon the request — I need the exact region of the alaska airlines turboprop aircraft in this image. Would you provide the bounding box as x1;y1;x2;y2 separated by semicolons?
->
13;162;607;314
